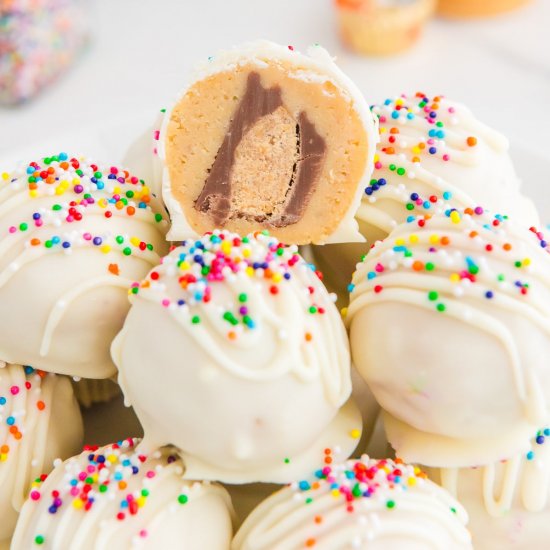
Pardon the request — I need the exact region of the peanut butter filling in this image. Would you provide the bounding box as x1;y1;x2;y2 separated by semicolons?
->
194;72;326;228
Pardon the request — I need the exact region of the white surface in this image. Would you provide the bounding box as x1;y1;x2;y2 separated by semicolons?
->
0;0;548;212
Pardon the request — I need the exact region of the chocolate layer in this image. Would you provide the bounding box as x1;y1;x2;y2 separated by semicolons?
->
194;71;326;228
271;111;326;227
194;72;282;225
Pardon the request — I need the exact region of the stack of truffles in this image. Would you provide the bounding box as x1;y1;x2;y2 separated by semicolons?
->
0;40;548;549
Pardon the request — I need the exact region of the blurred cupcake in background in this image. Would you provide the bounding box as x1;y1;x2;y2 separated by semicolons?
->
334;0;436;56
437;0;531;18
0;0;91;105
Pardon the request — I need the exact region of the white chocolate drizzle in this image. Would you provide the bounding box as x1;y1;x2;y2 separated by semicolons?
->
233;455;472;549
348;210;550;432
437;427;550;517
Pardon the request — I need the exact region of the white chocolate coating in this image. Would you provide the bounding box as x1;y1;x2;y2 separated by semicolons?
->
347;208;550;467
11;439;233;550
0;154;169;379
158;40;378;244
428;427;550;549
362;93;531;238
233;455;472;550
113;230;363;482
310;92;539;302
0;362;83;543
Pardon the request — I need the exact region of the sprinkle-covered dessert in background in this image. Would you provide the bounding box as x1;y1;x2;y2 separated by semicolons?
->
158;40;378;245
437;0;531;18
346;206;550;468
233;454;472;549
0;0;90;104
113;229;364;483
0;361;83;546
11;439;234;550
311;92;539;304
0;153;169;379
427;425;550;549
334;0;436;56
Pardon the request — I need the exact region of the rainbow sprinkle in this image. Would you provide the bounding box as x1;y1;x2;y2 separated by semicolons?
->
350;207;549;313
1;153;167;261
374;92;463;170
289;454;461;548
0;4;89;104
132;230;326;341
0;366;47;463
295;454;427;512
526;427;550;461
364;92;491;225
27;439;186;529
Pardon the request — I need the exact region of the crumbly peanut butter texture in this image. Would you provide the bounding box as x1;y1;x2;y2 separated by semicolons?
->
166;61;369;244
230;104;300;223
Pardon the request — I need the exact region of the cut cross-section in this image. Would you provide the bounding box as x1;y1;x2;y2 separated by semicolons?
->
161;41;377;245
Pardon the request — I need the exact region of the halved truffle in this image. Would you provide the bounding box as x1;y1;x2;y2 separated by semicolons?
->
159;40;377;245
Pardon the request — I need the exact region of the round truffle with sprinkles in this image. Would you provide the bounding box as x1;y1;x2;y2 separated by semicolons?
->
113;230;363;483
346;206;550;468
429;425;550;549
0;154;169;379
11;438;233;550
362;92;538;240
0;361;83;545
311;91;539;303
233;454;472;550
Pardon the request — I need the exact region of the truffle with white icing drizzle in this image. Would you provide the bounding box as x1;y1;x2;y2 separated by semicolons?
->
232;454;472;550
0;362;83;544
346;207;550;467
0;154;169;379
11;439;233;550
311;92;539;301
429;426;550;549
361;93;535;239
113;230;363;483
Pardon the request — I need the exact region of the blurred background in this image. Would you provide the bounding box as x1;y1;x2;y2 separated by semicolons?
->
0;0;548;192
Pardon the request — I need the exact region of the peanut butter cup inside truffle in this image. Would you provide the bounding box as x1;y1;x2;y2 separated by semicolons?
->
163;41;374;244
195;72;326;228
